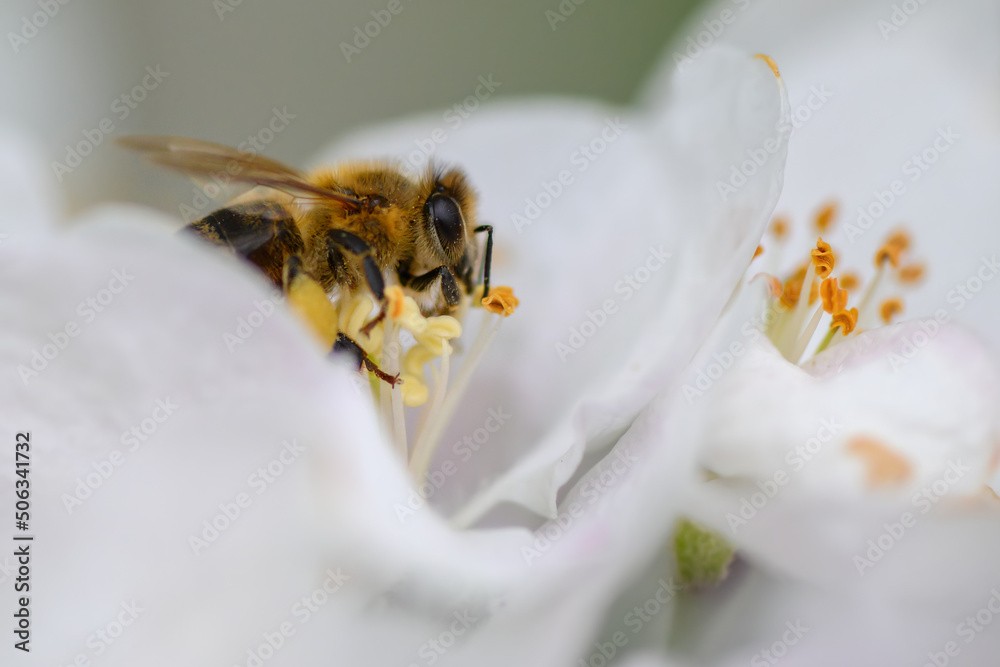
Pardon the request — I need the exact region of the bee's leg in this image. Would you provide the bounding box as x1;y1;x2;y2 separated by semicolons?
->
284;256;398;386
326;229;387;336
473;224;494;299
400;266;461;306
331;333;400;386
326;229;385;301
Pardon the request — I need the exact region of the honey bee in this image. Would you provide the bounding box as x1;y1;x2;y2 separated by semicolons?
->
118;136;495;380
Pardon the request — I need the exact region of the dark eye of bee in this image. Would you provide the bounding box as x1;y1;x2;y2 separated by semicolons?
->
424;193;464;256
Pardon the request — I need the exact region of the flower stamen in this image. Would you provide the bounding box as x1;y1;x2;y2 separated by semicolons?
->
813;201;837;233
879;297;904;325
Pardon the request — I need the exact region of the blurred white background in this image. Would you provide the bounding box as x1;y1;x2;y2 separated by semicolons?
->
0;0;702;216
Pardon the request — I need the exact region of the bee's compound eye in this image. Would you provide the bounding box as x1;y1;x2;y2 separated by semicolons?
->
424;193;464;254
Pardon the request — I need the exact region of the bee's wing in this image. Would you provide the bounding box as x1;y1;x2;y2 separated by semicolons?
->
117;135;363;211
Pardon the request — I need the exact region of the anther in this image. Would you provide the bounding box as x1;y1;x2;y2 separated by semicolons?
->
830;307;859;335
814;202;837;233
879;297;904;324
898;263;925;284
811;238;835;279
820;277;848;314
770;216;789;241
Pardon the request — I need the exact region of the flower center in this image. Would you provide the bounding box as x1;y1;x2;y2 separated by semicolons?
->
289;274;519;485
751;201;925;364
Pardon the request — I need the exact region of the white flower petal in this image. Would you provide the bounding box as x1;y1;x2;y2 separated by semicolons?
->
687;310;999;586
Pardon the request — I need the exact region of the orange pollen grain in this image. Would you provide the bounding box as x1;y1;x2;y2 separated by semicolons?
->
779;266;806;308
899;263;926;284
771;217;789;240
879;297;904;325
757;273;783;298
814;202;838;232
838;272;860;291
820;277;848;314
386;286;406;319
830;307;858;335
481;286;519;317
811;238;835;279
886;229;912;252
753;245;764;260
846;436;913;488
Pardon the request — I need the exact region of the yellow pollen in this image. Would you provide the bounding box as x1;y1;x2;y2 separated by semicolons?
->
898;263;926;284
754;53;781;79
286;271;339;349
753;245;764;260
838;272;860;291
830;307;858;335
820;277;848;314
811;237;835;279
846;436;913;488
879;297;904;324
814;202;838;232
770;216;789;241
479;285;520;317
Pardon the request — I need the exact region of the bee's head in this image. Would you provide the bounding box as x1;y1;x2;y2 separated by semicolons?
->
421;166;477;266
